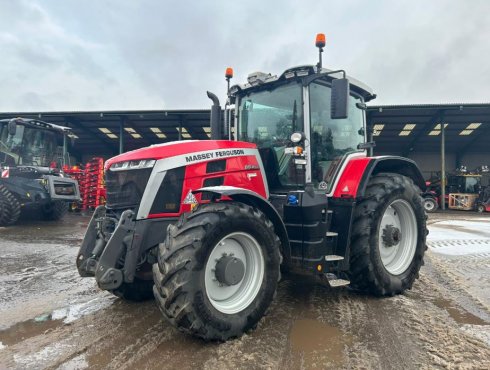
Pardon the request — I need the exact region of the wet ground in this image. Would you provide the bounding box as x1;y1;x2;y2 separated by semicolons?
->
0;210;489;369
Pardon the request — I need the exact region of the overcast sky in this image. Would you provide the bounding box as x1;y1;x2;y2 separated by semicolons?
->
0;0;489;112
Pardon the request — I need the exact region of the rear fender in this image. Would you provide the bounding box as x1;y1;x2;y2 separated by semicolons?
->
357;156;426;197
193;186;291;264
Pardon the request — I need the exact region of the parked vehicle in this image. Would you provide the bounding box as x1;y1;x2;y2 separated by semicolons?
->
0;118;80;225
422;166;489;212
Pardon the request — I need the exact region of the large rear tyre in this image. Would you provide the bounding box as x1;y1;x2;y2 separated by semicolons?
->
0;191;5;225
153;202;281;341
348;173;427;296
42;201;69;220
0;184;21;226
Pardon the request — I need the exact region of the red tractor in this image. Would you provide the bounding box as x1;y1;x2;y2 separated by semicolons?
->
77;34;427;341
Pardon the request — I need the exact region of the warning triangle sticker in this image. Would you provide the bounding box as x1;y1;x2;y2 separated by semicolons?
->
342;185;349;192
183;190;198;204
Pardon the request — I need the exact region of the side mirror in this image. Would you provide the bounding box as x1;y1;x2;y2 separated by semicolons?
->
331;78;349;119
8;120;17;136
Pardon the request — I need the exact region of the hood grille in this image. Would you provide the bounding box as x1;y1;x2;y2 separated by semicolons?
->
105;168;152;209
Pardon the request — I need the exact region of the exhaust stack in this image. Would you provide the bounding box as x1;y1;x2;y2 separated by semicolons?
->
207;91;222;140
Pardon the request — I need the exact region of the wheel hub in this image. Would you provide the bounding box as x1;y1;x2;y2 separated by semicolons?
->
215;255;245;286
382;224;402;247
205;232;265;314
378;200;418;275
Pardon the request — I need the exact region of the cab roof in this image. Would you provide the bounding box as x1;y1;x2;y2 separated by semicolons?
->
0;117;71;133
230;65;376;102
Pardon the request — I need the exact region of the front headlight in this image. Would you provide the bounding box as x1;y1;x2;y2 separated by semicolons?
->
110;159;156;171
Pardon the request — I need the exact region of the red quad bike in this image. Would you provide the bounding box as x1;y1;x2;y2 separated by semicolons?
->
77;34;428;341
476;186;490;213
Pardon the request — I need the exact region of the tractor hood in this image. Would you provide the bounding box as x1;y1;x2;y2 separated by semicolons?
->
105;140;257;170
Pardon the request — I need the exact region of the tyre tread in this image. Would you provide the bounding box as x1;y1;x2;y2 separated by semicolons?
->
348;172;427;296
153;201;281;341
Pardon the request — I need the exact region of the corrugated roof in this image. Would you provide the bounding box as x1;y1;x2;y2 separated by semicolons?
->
366;103;490;156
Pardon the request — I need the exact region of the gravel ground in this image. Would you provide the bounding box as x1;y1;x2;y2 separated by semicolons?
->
0;210;489;370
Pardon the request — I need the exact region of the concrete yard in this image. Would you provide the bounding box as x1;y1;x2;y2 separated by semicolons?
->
0;211;489;369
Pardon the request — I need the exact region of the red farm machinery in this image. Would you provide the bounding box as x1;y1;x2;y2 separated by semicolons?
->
77;34;428;340
64;158;106;211
422;166;489;213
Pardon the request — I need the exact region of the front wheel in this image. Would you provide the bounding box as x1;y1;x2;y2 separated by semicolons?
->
348;173;427;296
153;202;281;341
42;201;69;220
0;184;21;226
423;197;438;213
476;203;486;213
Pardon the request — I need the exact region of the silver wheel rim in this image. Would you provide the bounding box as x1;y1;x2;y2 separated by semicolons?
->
424;199;435;212
204;232;264;314
378;199;418;275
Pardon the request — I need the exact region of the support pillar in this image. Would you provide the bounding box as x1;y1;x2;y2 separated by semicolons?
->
440;121;446;211
178;119;182;141
119;118;124;154
62;134;68;166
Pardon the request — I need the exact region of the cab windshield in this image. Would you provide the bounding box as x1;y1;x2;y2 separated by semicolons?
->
238;82;304;188
237;80;366;191
0;123;59;167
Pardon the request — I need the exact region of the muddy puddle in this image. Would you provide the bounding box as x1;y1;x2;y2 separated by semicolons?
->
0;316;64;347
432;297;488;326
289;318;351;368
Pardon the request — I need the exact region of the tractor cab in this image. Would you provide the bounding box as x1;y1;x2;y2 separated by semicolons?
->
447;173;482;194
0;118;69;169
230;65;376;193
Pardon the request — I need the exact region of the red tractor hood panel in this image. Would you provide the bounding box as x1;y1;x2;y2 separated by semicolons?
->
105;140;257;170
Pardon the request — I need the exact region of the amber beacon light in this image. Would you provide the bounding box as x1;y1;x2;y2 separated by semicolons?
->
225;67;234;79
315;33;326;48
315;33;326;71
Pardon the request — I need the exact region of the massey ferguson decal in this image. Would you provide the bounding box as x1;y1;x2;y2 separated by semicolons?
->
185;149;245;163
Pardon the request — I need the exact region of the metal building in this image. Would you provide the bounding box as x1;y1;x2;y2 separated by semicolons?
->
0;103;488;179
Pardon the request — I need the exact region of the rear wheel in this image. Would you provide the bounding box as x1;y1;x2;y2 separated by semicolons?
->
0;184;21;226
42;200;69;220
348;173;427;296
0;190;5;225
153;202;281;341
423;197;438;213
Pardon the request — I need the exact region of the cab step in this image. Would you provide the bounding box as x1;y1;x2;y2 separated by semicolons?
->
325;255;344;261
324;273;350;287
328;279;351;287
326;231;338;237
